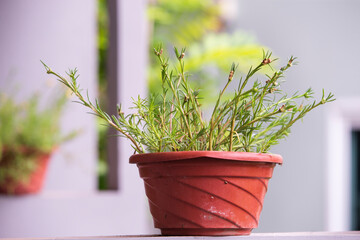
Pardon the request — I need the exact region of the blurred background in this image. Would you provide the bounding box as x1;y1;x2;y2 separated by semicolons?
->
0;0;360;237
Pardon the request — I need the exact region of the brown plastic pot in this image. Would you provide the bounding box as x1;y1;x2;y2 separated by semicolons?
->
130;151;282;236
0;148;51;195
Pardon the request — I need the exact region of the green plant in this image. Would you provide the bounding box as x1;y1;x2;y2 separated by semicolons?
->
97;0;109;189
94;0;270;187
0;91;74;189
148;0;268;106
43;47;334;154
148;0;220;46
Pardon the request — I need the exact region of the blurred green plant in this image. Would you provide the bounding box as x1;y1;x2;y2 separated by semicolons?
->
98;0;108;100
148;0;220;46
148;0;269;108
97;0;109;189
0;91;75;190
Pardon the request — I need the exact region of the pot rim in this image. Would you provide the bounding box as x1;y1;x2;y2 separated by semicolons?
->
129;151;282;164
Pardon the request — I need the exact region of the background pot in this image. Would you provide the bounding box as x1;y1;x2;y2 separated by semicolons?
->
0;148;51;195
130;151;283;236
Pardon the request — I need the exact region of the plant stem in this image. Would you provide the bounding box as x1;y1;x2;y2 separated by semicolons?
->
209;79;232;151
156;55;193;140
45;68;143;153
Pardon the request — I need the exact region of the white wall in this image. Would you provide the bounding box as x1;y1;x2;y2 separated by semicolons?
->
0;0;151;238
0;0;98;192
0;0;98;237
235;0;360;233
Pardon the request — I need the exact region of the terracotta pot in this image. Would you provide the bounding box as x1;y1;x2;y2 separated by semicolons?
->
130;151;282;236
0;148;51;195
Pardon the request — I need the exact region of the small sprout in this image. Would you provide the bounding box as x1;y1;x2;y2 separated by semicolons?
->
228;63;237;82
154;48;161;56
153;44;163;56
262;58;271;65
288;56;295;67
268;88;277;94
228;70;234;81
175;47;186;60
279;105;286;112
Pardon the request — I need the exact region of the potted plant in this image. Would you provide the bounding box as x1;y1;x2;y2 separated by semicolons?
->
42;47;334;235
0;92;75;195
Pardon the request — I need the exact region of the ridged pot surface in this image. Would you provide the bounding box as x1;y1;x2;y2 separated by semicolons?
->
130;151;282;236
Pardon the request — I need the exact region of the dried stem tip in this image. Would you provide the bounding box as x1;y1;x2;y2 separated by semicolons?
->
268;88;277;93
279;105;286;112
118;108;124;116
262;58;271;65
287;56;296;67
154;48;163;56
228;70;234;81
228;63;237;82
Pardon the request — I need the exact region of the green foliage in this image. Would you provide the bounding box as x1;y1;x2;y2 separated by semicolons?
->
0;93;67;152
97;0;108;94
97;0;109;190
43;48;335;154
0;91;72;188
97;117;108;190
185;32;268;73
148;0;269;108
149;32;270;107
148;0;220;46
